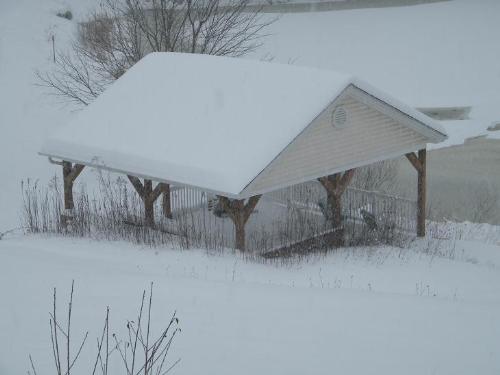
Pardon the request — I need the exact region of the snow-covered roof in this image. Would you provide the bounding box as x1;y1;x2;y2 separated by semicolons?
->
40;52;447;197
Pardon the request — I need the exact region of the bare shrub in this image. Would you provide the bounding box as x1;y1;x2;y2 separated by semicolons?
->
21;173;414;260
351;160;399;194
21;173;232;251
28;282;180;375
37;0;275;106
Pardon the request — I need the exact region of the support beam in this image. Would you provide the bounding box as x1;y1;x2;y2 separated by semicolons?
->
218;195;261;251
61;161;85;228
405;152;423;173
406;149;427;237
127;176;164;227
62;161;85;210
318;169;355;247
417;149;426;237
143;179;154;227
161;183;173;219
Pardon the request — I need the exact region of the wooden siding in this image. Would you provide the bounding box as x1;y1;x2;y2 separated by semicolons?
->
242;93;428;196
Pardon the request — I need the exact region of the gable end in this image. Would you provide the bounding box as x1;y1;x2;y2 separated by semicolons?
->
240;89;433;197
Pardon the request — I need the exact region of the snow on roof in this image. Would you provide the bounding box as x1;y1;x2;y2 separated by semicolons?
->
40;52;447;196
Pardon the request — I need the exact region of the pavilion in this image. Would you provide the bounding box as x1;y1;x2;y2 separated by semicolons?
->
40;52;447;250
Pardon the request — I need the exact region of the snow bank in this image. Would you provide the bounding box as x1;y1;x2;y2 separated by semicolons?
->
0;234;499;374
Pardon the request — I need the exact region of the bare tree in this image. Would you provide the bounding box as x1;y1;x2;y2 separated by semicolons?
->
37;0;274;106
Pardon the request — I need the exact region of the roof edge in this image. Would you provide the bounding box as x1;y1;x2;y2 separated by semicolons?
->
239;82;447;197
239;143;428;199
38;152;243;199
349;81;448;142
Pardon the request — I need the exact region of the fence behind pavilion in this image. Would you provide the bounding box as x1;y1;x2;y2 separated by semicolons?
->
22;177;417;253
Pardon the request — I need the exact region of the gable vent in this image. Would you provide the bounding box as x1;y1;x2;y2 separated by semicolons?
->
332;106;348;129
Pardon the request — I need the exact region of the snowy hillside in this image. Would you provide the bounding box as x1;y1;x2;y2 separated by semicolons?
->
1;1;500;374
0;0;98;231
1;0;500;230
1;224;500;375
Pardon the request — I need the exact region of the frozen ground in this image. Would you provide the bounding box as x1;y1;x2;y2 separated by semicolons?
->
1;222;500;374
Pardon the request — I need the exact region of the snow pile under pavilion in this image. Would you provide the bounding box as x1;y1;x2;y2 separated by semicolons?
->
40;52;447;251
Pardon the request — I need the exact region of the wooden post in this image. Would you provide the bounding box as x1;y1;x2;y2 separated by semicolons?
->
417;149;427;237
405;149;427;237
60;161;85;228
162;183;173;219
62;161;85;210
63;162;73;210
127;176;164;228
218;195;261;251
318;169;355;247
143;179;154;227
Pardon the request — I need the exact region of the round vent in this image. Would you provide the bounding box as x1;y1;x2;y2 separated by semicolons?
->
331;106;348;129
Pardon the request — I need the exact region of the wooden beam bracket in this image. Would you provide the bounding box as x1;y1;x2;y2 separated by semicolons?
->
405;150;427;237
218;195;261;251
405;152;423;173
62;161;85;210
318;169;355;247
126;176;167;227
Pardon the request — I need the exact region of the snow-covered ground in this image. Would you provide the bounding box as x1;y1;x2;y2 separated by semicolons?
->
1;1;500;373
2;0;500;230
1;223;500;374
